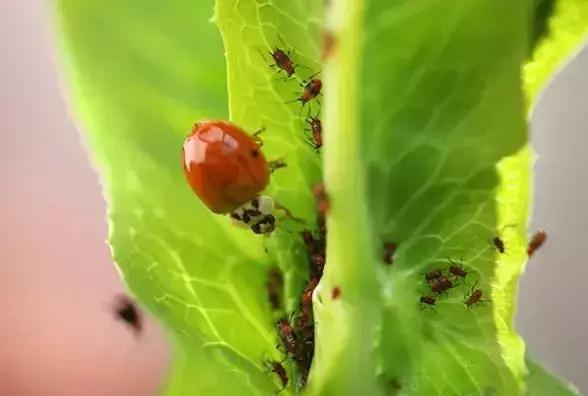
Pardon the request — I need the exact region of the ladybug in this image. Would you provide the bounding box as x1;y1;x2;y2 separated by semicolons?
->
182;121;270;214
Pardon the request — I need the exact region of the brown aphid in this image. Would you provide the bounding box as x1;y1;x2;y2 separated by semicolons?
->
301;230;318;254
465;289;484;308
277;318;298;355
493;236;505;253
310;252;325;277
294;78;322;105
301;277;319;307
322;31;336;60
425;268;443;283
382;241;397;265
332;286;341;300
304;115;323;152
266;266;284;311
528;229;547;257
268;360;289;389
420;295;436;306
270;48;296;78
113;294;142;336
448;260;468;280
313;183;330;217
430;276;453;294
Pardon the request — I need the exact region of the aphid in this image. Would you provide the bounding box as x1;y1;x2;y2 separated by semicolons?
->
277;318;298;356
183;121;269;214
528;229;547;257
268;360;289;389
448;260;468;280
269;47;295;78
301;277;319;307
382;241;397;265
304;115;323;152
113;295;142;336
313;183;330;217
420;295;436;307
465;289;484;308
322;31;336;60
332;286;341;300
430;276;453;295
310;252;325;277
493;236;505;253
424;268;443;283
266;267;284;311
301;230;318;255
299;78;322;104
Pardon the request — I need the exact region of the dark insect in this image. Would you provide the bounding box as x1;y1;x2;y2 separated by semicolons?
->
425;268;443;283
430;276;453;295
113;295;142;336
270;48;296;78
310;252;325;277
332;286;341;300
304;115;323;152
420;295;436;307
277;318;298;356
300;78;322;104
493;236;505;253
322;31;336;60
527;229;547;257
448;260;468;280
382;241;397;265
266;266;284;311
465;288;484;308
301;230;318;254
301;277;319;307
313;183;330;217
268;360;289;389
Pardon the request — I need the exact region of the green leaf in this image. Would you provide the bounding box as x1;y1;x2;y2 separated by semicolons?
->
525;357;580;396
312;1;531;394
525;0;588;109
55;1;295;394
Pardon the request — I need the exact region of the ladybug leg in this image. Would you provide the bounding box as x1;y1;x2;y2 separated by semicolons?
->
274;202;305;224
252;127;266;147
268;159;288;174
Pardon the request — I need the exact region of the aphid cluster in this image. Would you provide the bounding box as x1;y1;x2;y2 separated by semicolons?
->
266;183;329;389
419;259;489;309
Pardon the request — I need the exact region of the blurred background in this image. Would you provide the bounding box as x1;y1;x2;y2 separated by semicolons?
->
0;1;586;395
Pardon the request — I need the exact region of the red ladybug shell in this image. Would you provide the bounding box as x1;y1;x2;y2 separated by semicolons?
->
182;120;270;214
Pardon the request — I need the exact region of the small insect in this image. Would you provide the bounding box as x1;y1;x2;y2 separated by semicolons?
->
183;121;269;214
277;318;298;356
266;267;284;311
493;236;505;253
382;241;397;265
310;252;325;277
301;277;319;307
313;183;330;217
430;276;453;295
464;289;485;308
420;295;436;307
528;229;547;257
448;260;468;280
332;286;341;300
304;115;323;152
113;295;142;336
289;76;323;108
301;230;318;254
269;47;295;78
268;159;288;173
424;268;443;283
267;360;289;389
